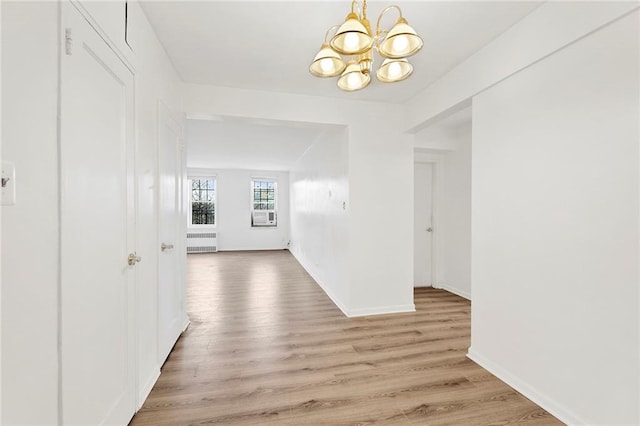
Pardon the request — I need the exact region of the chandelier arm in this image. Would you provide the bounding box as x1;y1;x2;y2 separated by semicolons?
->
375;5;402;38
324;25;341;43
351;0;365;19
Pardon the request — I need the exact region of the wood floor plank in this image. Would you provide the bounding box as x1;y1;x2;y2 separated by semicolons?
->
130;250;562;426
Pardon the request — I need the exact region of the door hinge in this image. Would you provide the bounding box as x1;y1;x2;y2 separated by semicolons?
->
65;28;73;55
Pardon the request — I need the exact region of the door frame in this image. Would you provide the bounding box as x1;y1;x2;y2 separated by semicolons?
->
414;152;444;289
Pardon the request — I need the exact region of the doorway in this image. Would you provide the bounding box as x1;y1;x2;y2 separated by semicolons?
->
414;162;434;287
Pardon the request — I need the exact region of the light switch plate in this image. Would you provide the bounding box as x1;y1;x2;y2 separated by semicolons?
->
1;161;16;205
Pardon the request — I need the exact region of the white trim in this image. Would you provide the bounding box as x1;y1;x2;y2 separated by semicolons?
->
290;249;416;318
346;304;416;318
69;0;135;73
250;177;278;219
435;283;471;300
467;347;585;426
188;177;217;228
181;317;190;332
136;369;160;411
289;249;350;317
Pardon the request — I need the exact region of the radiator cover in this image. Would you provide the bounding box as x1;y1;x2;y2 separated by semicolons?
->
186;232;217;253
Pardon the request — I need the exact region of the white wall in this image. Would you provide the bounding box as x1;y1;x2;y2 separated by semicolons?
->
405;2;639;131
469;11;639;425
130;0;184;406
184;85;414;317
0;3;3;419
188;168;290;251
289;128;350;311
1;1;184;422
440;125;471;299
1;3;60;424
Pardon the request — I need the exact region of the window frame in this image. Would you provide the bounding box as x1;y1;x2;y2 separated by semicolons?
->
188;176;217;228
250;177;278;228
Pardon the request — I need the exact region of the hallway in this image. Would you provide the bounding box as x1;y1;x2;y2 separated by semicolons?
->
131;251;559;425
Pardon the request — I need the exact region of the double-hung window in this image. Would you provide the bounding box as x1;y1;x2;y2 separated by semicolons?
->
190;177;216;226
251;179;277;227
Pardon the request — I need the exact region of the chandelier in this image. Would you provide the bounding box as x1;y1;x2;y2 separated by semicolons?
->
309;0;423;91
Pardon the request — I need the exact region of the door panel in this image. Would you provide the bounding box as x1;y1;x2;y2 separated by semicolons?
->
414;162;433;287
158;102;184;364
60;4;135;424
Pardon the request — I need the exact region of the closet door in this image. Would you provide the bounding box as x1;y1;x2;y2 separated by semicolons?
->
157;102;185;364
60;3;136;424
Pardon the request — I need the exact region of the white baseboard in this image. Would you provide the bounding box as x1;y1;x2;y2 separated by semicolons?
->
181;315;190;332
288;249;351;317
467;347;584;425
346;303;416;318
289;249;416;318
137;369;161;411
216;247;288;252
434;282;471;300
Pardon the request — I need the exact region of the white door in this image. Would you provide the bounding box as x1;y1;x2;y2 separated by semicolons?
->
414;162;434;287
60;4;136;425
158;102;184;364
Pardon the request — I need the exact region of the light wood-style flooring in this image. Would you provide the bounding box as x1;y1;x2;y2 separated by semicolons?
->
131;250;561;425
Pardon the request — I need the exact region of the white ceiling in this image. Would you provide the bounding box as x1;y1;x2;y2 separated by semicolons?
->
140;1;541;104
186;118;338;171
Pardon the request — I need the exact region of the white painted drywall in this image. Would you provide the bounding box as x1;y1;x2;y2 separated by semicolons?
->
347;115;415;316
289;128;350;312
0;2;3;420
130;0;184;407
405;2;640;131
441;125;471;299
469;11;639;425
188;168;290;251
184;85;414;316
1;1;184;421
186;118;322;172
1;3;60;424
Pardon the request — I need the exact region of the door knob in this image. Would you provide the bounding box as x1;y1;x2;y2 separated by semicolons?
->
161;243;174;251
128;253;142;266
426;227;433;232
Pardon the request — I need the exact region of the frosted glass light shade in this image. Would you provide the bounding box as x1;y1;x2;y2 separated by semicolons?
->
337;60;371;91
309;43;347;77
376;58;413;82
330;12;373;55
378;18;423;59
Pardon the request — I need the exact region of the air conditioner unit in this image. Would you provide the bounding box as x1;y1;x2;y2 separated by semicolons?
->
252;210;276;226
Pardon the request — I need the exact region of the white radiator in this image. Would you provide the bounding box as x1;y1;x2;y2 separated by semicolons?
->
186;232;217;253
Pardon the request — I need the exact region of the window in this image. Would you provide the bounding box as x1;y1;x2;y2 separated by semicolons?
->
251;179;277;227
190;178;216;226
252;179;276;210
